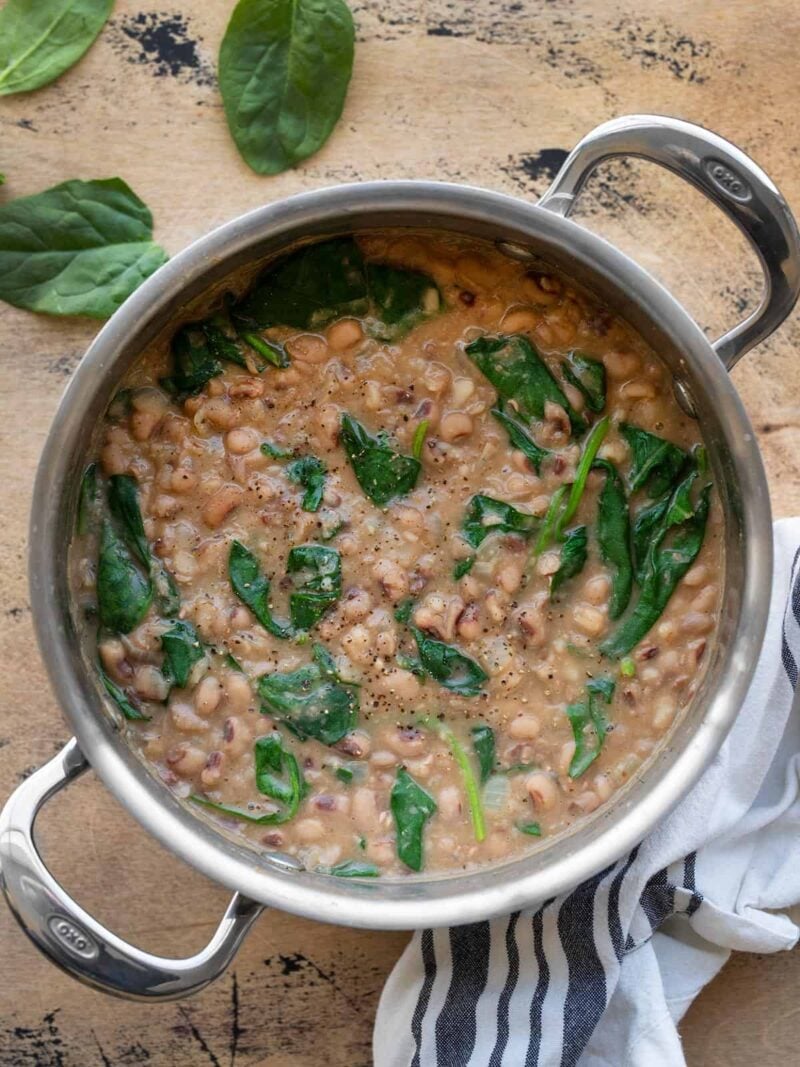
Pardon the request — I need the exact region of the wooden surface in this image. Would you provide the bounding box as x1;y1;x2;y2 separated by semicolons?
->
1;1;799;1063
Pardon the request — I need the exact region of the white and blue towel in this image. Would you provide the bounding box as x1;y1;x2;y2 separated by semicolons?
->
375;519;800;1067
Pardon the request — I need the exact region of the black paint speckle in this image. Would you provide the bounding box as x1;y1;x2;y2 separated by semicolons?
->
16;118;37;132
518;148;569;182
110;12;215;86
613;18;716;83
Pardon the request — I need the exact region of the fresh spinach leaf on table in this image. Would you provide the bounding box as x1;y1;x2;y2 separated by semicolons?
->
391;767;437;871
286;544;341;630
0;178;167;317
340;413;421;507
96;520;152;634
0;0;113;97
219;0;355;176
465;334;586;435
257;654;358;745
108;474;179;616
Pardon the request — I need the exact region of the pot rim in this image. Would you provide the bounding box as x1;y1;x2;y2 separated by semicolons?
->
28;179;772;929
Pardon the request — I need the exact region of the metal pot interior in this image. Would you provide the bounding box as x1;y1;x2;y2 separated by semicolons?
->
30;182;771;928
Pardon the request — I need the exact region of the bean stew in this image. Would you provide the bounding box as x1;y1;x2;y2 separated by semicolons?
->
72;232;722;877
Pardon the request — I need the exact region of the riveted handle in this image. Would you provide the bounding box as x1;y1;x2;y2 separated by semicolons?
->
538;114;800;369
0;738;263;1000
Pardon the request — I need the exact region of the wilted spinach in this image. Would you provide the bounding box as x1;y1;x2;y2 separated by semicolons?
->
228;540;292;639
77;462;98;535
161;620;205;689
100;667;148;721
286;545;341;630
192;731;306;825
471;724;496;784
329;860;380;878
257;655;358;745
108;474;179;615
566;676;615;778
601;483;712;659
595;460;633;619
160;324;222;396
620;424;687;497
550;525;588;599
0;178;168;318
407;627;488;697
219;0;355;176
490;403;550;474
286;455;327;512
453;557;475;580
391;767;437;871
554;416;610;538
517;822;542;836
465;334;586;435
234;238;440;341
340;413;421;506
561;352;606;412
460;494;537;549
0;0;114;97
96;520;152;634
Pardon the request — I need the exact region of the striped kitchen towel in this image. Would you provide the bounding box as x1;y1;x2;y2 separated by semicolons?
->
374;518;800;1067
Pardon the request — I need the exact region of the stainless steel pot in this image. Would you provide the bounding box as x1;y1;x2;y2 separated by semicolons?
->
2;115;798;1001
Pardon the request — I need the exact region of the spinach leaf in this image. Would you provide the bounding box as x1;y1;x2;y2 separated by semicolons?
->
329;860;380;878
160;324;222;396
340;413;421;507
601;483;712;659
286;544;341;630
517;822;542;836
561;352;606;412
465;334;586;435
286;455;326;512
391;767;437;871
554;416;610;538
453;557;475;580
631;463;700;583
461;494;537;549
219;0;355;175
0;178;167;318
236;238;368;331
100;667;148;721
97;520;152;634
471;724;496;785
620;424;687;497
257;658;358;745
0;0;113;97
225;652;245;672
108;474;179;616
550;525;588;599
490;403;549;474
411;419;429;461
532;485;567;557
261;440;294;459
228;540;293;639
161;620;204;689
407;626;488;697
77;462;98;535
203;312;286;371
566;676;615;778
444;726;485;841
193;731;306;825
335;765;354;784
365;262;441;340
595;460;633;619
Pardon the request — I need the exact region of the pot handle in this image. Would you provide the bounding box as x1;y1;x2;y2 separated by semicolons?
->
538;114;800;369
0;738;264;1000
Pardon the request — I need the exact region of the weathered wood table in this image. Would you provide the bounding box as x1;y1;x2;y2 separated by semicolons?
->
1;1;798;1062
